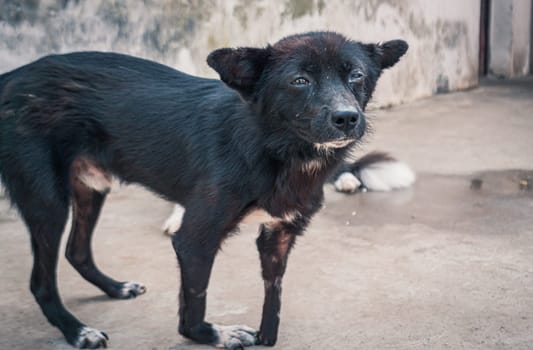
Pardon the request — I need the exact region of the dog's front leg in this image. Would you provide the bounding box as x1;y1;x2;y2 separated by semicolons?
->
172;207;257;349
256;220;302;346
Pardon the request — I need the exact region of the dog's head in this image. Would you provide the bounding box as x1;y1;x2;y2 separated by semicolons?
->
207;32;407;151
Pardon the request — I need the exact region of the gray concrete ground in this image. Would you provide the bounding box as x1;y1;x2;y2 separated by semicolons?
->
1;78;532;350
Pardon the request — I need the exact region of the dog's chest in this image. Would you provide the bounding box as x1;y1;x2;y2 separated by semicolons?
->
259;159;329;218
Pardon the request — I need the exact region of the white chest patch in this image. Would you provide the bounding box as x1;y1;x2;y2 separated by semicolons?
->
243;209;301;224
301;159;325;174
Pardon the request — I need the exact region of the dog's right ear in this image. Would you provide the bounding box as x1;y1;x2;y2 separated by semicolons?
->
364;40;408;70
207;47;270;99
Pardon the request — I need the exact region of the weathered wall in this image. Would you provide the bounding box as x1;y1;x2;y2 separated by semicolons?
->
0;0;480;106
531;0;533;74
489;0;532;78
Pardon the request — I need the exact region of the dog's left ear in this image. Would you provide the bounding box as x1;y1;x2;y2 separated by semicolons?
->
365;40;408;69
207;47;270;99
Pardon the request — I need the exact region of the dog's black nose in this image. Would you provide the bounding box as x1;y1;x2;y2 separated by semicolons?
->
331;110;359;132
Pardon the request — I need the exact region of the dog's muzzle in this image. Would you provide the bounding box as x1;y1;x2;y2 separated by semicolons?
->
330;109;360;133
329;107;366;139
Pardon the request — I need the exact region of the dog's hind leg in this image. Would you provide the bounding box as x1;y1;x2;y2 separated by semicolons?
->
3;147;108;348
172;202;258;349
66;159;146;299
28;213;109;348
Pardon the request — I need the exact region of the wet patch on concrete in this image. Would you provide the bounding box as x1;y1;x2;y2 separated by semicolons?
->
470;169;533;194
323;170;533;235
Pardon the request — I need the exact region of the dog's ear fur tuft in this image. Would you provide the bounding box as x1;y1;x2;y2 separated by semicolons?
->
365;40;408;69
207;47;270;99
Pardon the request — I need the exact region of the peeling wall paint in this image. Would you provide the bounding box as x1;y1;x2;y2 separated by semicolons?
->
0;0;480;107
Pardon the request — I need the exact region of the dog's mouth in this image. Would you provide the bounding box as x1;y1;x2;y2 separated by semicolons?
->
295;129;354;148
291;112;366;151
313;138;356;151
295;126;360;151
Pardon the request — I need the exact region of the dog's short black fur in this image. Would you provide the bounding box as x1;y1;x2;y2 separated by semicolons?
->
0;32;407;349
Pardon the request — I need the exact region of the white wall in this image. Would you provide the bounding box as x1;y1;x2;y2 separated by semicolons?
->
0;0;481;107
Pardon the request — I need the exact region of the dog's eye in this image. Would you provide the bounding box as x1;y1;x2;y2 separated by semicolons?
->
348;70;365;84
291;77;310;86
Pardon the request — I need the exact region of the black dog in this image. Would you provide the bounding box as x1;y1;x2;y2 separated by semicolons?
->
0;32;407;349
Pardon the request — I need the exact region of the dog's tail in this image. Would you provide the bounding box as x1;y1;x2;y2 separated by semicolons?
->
332;151;416;193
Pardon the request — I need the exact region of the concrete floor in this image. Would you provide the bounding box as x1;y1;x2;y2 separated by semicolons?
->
1;77;532;350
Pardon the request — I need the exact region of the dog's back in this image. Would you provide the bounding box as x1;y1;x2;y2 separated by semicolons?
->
0;52;256;203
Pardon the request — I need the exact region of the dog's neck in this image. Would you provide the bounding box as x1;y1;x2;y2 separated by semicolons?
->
258;148;344;218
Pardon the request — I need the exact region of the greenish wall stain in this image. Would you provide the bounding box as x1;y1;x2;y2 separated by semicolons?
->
283;0;315;19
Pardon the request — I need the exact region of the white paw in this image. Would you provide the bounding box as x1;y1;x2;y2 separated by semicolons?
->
118;281;146;298
162;205;184;235
213;324;258;349
74;326;108;348
334;172;361;193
